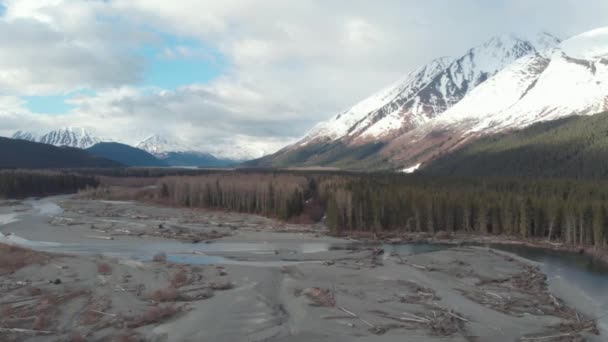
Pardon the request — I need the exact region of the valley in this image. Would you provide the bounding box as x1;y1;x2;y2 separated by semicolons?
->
1;195;605;341
2;4;608;342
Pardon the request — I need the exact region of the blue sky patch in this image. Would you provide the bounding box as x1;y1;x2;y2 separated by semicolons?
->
25;89;96;114
140;35;227;89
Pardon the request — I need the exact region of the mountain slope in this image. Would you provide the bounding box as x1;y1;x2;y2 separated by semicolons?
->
383;30;608;170
86;143;168;167
424;111;608;178
0;137;122;169
38;127;101;149
256;32;561;169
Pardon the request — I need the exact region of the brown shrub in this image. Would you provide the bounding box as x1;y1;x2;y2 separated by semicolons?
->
33;313;51;330
149;287;178;302
97;262;112;275
152;252;167;262
170;269;188;287
69;332;87;342
116;331;143;342
303;287;336;307
28;287;42;296
128;305;181;328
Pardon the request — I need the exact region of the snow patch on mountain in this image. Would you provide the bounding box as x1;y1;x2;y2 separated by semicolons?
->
561;27;608;59
438;53;551;128
11;131;38;142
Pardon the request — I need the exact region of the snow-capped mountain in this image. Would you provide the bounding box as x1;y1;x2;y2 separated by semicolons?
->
384;28;608;169
11;130;38;142
38;127;101;149
299;32;561;146
259;28;608;170
136;134;268;161
12;127;101;149
136;134;192;156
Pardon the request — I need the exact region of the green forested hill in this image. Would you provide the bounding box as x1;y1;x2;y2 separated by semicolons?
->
425;112;608;178
0;137;122;169
87;142;168;167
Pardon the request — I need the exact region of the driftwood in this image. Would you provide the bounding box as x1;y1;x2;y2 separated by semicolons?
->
339;307;375;328
89;309;117;317
86;235;114;240
0;296;42;306
0;328;52;334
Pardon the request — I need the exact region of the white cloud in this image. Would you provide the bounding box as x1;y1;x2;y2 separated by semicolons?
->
0;0;146;95
1;0;608;158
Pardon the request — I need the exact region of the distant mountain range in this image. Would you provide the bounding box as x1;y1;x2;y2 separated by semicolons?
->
11;130;240;168
13;127;101;149
0;137;121;169
251;27;608;172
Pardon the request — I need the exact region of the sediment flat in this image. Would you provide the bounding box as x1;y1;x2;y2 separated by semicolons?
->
0;197;601;341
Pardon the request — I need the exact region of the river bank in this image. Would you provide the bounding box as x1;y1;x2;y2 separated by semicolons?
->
334;230;608;268
0;196;604;341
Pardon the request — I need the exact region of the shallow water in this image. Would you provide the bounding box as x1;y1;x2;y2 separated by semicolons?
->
0;213;19;225
490;244;608;331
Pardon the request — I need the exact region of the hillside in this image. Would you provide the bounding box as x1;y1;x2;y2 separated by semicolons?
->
87;143;168;167
0;137;122;169
424;111;608;178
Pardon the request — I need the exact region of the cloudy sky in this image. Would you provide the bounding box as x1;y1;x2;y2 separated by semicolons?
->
1;0;607;158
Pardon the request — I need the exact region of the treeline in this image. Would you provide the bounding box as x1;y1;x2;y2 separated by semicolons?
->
151;172;608;248
321;175;608;248
156;174;318;221
0;171;99;199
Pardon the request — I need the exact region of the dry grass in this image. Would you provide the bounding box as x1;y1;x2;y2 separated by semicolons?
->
0;243;49;273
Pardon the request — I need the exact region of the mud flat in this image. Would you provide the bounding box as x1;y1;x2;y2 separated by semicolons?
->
0;197;603;341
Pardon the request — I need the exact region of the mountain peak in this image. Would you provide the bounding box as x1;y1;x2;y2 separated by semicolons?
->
136;134;191;155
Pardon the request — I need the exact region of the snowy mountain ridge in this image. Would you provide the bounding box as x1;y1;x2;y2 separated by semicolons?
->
297;32;562;146
12;127;101;149
260;27;608;171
